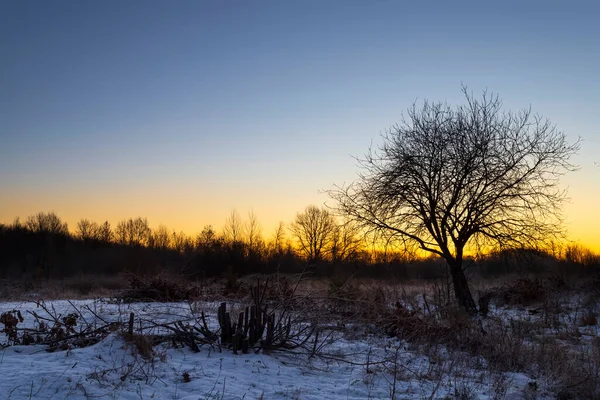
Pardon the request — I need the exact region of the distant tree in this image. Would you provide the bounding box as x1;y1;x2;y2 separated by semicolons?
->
76;219;100;241
97;221;113;243
25;212;68;235
196;225;219;250
114;221;127;245
290;205;335;263
269;221;286;258
192;224;227;276
330;220;363;263
115;217;151;247
21;212;69;278
150;224;172;250
245;211;263;254
223;210;243;244
330;88;579;313
172;230;193;253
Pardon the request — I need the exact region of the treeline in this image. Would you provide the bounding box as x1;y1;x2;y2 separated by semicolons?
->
0;210;598;281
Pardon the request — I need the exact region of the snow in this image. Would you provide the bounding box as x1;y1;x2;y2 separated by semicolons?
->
0;300;544;399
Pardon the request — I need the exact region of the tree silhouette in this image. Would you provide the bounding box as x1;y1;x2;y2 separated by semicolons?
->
330;88;580;313
150;224;172;250
290;205;335;263
25;212;68;235
269;221;286;258
97;221;113;243
245;210;263;256
76;219;100;242
115;217;151;247
330;220;363;263
223;210;243;244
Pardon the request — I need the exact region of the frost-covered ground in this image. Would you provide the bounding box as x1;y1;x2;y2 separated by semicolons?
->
0;300;559;399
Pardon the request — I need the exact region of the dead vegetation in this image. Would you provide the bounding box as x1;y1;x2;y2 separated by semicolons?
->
120;272;200;302
1;300;121;351
0;275;331;358
2;272;600;398
387;277;600;399
304;273;600;399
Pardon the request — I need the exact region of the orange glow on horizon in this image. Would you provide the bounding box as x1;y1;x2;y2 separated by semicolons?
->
0;205;598;255
0;169;597;254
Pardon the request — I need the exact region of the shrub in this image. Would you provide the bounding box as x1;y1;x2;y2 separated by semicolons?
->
120;273;199;302
501;278;546;306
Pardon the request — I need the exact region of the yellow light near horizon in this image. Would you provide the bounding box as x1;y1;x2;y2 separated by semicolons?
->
1;173;597;254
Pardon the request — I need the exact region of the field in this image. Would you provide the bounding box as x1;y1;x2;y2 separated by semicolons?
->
1;275;599;399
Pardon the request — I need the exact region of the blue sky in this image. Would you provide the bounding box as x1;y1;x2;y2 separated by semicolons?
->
1;0;598;248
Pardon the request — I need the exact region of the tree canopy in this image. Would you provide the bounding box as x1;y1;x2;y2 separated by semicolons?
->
330;88;580;312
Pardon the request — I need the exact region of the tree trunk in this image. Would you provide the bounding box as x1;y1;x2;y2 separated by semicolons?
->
448;262;477;314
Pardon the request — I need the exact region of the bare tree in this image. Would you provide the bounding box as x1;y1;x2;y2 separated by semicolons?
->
245;210;264;257
115;217;151;247
97;221;113;243
269;221;286;257
330;220;363;263
289;205;335;263
196;225;219;250
25;212;68;235
173;230;193;253
223;210;243;244
76;219;99;242
150;224;171;250
329;88;579;313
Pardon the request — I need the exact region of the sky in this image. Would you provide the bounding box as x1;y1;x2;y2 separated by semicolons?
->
1;0;598;250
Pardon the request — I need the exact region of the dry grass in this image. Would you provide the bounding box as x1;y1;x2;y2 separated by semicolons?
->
0;276;126;300
410;280;600;398
2;272;600;397
306;274;600;398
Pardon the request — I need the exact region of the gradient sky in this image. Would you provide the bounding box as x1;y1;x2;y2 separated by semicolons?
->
1;0;598;250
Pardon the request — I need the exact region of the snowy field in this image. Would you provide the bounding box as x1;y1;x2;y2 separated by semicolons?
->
0;298;558;400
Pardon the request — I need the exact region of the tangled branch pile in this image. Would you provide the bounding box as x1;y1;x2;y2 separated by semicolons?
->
1;301;121;351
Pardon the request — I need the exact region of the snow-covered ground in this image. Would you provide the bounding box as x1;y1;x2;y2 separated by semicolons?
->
0;300;551;399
